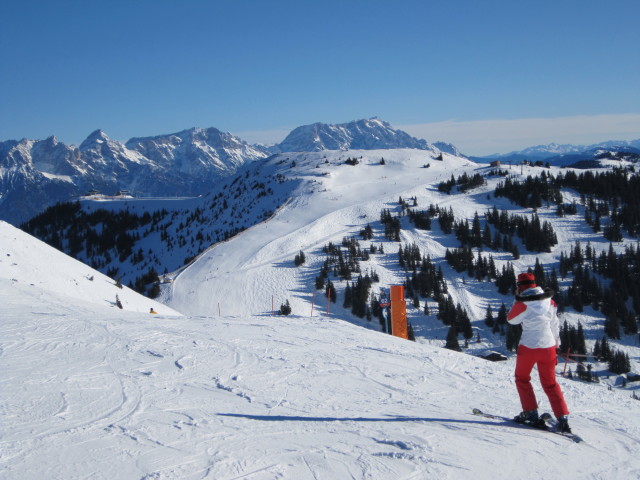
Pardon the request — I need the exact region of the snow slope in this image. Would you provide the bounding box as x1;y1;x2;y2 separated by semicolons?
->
164;149;472;318
0;220;180;315
1;234;638;479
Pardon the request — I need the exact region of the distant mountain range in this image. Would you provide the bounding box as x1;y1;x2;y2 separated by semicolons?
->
0;119;447;225
2;116;638;225
0;127;269;225
474;139;640;165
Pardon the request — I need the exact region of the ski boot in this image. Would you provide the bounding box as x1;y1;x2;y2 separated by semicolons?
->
514;409;542;426
556;415;572;433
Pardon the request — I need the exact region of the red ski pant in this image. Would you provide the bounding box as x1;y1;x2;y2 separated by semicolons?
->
515;345;569;418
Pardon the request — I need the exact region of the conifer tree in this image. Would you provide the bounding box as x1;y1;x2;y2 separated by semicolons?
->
576;323;587;355
560;321;571;353
599;335;612;361
472;212;482;248
623;313;638;335
497;303;508;328
609;350;631;374
549;268;560;295
294;250;306;266
483;223;492;248
492;320;501;334
279;300;292;315
484;305;494;327
534;258;546;286
457;305;474;339
445;326;461;351
327;281;337;303
343;283;353;309
604;315;621;339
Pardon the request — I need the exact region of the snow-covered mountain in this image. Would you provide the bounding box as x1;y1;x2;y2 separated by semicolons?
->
1;118;447;226
477;138;640;164
432;140;465;157
1;118;463;226
543;149;640;169
275;118;437;152
126;127;267;176
0;128;269;225
508;142;591;159
2;212;639;479
20;150;303;291
163;148;467;318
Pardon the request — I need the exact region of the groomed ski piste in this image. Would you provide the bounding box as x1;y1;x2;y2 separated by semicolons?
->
2;147;640;479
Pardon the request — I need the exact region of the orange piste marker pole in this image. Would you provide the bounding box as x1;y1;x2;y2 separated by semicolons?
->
390;285;408;339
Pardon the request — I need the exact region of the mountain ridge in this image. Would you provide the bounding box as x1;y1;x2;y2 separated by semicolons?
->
274;118;437;153
476;138;640;163
3;117;638;224
0;118;450;225
0;127;269;225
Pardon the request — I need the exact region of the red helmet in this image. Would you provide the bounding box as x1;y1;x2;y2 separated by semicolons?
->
517;272;536;288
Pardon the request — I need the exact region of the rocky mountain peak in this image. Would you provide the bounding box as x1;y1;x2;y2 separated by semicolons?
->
276;118;433;152
79;130;112;151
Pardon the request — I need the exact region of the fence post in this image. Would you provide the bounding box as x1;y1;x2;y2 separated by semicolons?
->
311;291;315;318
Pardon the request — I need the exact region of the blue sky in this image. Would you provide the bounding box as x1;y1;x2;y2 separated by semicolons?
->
1;0;638;155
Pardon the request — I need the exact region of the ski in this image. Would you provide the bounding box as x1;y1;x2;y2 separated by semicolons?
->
472;408;584;443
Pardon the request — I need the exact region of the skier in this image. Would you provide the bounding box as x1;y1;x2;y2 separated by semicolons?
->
149;307;158;314
507;272;571;433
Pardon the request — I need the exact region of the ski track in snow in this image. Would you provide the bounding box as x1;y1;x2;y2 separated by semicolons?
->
2;279;640;479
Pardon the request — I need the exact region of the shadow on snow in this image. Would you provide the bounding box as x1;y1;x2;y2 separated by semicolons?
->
217;413;517;428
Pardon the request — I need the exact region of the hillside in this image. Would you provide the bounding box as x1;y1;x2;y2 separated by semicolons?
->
0;220;179;316
163;149;469;317
1;229;639;479
20;162;299;294
160;149;640;375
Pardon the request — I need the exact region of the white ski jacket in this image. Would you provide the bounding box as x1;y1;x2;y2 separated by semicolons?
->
507;286;560;349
